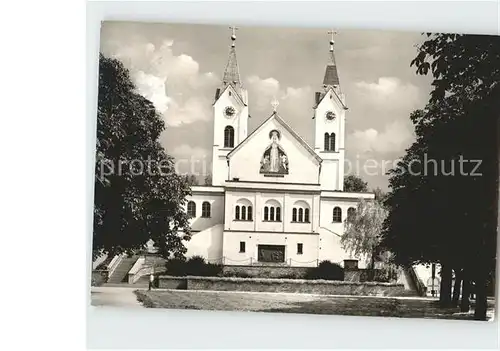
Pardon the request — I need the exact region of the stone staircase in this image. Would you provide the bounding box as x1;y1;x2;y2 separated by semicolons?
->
397;269;420;297
107;255;139;283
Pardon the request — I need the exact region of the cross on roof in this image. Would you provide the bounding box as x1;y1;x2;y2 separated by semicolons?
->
271;97;279;111
328;30;338;42
229;26;239;37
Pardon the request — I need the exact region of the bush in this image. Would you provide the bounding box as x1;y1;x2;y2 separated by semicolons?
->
165;257;187;276
305;260;344;280
165;256;223;277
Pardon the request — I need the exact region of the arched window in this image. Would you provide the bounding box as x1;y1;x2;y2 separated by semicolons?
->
236;199;253;221
324;132;330;151
330;133;336;151
333;206;342;222
201;202;211;218
224;126;234;148
187;201;196;217
292;201;311;223
347;207;356;220
263;200;281;222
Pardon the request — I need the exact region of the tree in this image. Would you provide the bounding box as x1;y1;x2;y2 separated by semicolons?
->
383;33;499;317
409;33;500;319
184;174;199;186
93;54;192;260
342;198;388;278
204;173;212;186
344;174;368;192
372;187;387;204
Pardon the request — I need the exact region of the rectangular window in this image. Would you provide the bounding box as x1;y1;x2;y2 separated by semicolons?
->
239;241;246;253
297;243;303;255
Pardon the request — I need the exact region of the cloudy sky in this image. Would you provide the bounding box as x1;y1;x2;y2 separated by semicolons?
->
99;21;433;191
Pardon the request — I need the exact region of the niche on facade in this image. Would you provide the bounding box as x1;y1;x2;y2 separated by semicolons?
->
259;129;289;175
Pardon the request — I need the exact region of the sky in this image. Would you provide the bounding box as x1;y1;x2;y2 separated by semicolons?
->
99;21;433;191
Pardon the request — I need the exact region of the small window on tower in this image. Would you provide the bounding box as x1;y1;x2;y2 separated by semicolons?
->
239;241;246;253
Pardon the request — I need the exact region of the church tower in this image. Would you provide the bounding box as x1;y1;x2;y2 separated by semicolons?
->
313;31;347;191
211;27;249;186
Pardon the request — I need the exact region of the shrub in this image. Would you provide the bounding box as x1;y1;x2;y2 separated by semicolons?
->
305;260;344;280
165;257;187;276
165;256;223;277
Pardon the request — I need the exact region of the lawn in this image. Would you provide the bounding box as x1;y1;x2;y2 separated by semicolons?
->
134;289;495;321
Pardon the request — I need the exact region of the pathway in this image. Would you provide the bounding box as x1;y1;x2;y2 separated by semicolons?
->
90;286;143;308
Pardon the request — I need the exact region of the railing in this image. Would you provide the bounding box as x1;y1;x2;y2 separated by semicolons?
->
92;252;108;270
107;254;124;278
127;255;167;284
408;265;427;297
319;226;342;237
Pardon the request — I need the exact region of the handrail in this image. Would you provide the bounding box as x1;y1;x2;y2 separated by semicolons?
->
319;226;342;237
107;254;124;277
408;265;427;296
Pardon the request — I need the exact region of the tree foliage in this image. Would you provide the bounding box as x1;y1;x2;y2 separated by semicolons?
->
342;199;388;269
384;33;499;318
344;174;368;192
93;54;192;260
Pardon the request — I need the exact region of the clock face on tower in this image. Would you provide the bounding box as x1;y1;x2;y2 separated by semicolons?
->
224;106;236;118
325;111;336;121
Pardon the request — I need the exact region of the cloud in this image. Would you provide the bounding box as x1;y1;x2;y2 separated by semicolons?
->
347;120;414;155
245;75;314;142
354;77;421;109
102;37;219;127
169;144;211;177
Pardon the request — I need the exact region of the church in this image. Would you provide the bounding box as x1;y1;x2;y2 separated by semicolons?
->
183;30;374;268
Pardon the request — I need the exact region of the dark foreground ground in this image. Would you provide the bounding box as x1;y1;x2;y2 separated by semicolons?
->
133;289;495;321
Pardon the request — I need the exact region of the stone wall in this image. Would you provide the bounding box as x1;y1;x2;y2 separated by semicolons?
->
158;276;187;289
182;276;405;296
222;265;310;278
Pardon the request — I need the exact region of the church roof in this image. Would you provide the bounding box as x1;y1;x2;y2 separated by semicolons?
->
216;26;244;103
313;85;348;111
323;63;340;87
226;111;322;163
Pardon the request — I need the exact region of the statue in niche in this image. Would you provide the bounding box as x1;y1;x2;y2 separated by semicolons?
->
260;129;289;174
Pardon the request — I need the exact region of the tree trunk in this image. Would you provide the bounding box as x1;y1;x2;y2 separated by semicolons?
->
439;263;452;307
474;263;488;320
460;269;470;312
370;248;376;281
452;268;462;307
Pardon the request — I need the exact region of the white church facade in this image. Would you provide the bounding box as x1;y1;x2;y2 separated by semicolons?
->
182;30;374;268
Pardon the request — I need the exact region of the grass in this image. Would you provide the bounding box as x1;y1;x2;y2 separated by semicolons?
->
133;289;495;321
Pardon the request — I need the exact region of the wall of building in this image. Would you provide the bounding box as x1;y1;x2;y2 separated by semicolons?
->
224;189;321;234
222;231;319;267
185;224;224;262
212;85;249;186
319;197;359;235
229;117;320;184
185;191;224;232
314;89;346;190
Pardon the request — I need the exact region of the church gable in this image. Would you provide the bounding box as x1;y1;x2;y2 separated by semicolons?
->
227;113;321;184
